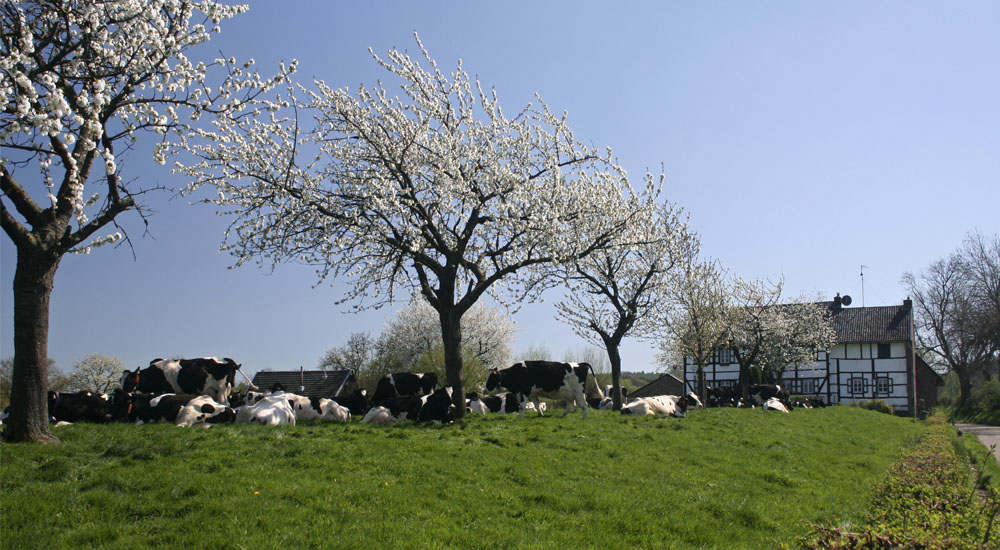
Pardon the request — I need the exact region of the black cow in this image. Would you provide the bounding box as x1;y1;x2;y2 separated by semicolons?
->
707;386;739;407
371;372;438;404
361;386;455;424
485;360;602;419
331;388;369;416
48;391;112;423
120;357;241;405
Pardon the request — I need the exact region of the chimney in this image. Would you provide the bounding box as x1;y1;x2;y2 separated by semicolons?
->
833;293;843;310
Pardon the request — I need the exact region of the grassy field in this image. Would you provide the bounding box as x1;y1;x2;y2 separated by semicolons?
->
0;407;923;549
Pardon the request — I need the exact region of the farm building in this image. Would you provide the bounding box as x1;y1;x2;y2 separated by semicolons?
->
683;297;943;416
250;368;360;401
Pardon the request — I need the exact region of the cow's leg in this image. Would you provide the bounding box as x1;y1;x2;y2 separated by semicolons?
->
518;396;527;418
532;397;545;417
560;398;574;418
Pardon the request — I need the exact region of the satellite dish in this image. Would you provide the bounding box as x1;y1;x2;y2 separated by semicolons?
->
842;295;852;306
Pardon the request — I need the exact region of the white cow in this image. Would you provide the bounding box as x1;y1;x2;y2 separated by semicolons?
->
620;395;686;417
236;393;296;425
763;397;791;413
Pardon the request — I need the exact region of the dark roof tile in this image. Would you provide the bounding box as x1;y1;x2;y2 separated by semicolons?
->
822;302;913;343
250;369;355;399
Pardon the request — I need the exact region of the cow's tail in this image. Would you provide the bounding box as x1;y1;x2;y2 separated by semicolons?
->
236;366;259;390
586;364;605;400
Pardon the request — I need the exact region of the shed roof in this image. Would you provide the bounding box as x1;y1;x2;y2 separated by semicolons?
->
629;372;685;398
250;369;355;398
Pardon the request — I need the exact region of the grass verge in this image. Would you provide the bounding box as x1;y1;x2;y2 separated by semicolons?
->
792;412;1000;549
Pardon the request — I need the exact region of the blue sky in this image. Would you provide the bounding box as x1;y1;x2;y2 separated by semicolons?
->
2;1;998;378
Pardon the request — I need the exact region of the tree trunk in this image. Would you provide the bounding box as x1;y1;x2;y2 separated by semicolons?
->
439;306;466;419
606;341;623;410
697;363;707;406
956;367;973;406
3;250;61;444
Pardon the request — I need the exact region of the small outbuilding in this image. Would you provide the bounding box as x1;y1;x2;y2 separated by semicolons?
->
250;368;360;401
628;372;685;399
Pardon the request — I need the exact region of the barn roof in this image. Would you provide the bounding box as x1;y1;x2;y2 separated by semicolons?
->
629;372;685;399
250;369;356;399
823;300;913;344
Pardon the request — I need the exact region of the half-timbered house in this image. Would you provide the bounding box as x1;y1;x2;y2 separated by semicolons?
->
683;297;942;416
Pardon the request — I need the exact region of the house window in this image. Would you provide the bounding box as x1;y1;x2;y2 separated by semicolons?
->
848;377;867;395
716;379;736;389
875;377;891;394
800;378;819;394
716;349;733;365
877;343;891;359
786;379;800;393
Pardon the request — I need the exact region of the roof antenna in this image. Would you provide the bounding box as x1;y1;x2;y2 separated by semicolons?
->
860;265;867;307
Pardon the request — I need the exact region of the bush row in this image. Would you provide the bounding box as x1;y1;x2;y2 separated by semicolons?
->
791;412;1000;549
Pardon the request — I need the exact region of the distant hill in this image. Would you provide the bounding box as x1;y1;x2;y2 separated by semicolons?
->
620;371;662;391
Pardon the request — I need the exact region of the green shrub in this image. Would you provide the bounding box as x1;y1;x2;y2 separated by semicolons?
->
847;399;894;415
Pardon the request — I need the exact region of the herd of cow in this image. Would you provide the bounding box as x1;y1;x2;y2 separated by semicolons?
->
1;358;821;430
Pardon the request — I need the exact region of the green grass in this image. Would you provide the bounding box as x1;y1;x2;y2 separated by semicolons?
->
0;407;922;549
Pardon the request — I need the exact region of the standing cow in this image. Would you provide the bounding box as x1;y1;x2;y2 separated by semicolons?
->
371;372;438;404
485;360;603;419
120;357;242;405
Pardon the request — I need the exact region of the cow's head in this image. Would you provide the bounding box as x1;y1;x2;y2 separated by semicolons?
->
120;368;140;393
484;368;501;392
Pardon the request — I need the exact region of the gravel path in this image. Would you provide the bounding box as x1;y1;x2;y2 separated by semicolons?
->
955;423;1000;464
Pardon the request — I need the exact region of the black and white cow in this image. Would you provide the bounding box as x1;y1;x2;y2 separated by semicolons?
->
485;360;603;419
120;357;242;405
620;395;687;417
48;391;113;423
467;392;522;414
747;384;790;407
371;372;438;404
361;386;455;424
763;397;791;413
283;392;351;422
112;391;235;426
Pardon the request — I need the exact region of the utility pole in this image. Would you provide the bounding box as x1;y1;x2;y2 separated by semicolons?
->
860;265;867;307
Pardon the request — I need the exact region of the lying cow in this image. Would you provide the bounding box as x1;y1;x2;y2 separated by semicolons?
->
120;357;242;405
48;391;113;423
361;386;455;424
468;392;547;414
748;384;789;406
371;372;438;404
485;360;603;419
331;388;369;416
235;393;296;425
763;397;791;413
620;395;687;417
707;386;739;407
283;392;350;422
113;391;235;426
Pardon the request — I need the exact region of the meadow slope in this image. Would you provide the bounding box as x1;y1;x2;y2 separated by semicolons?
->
0;407;922;549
